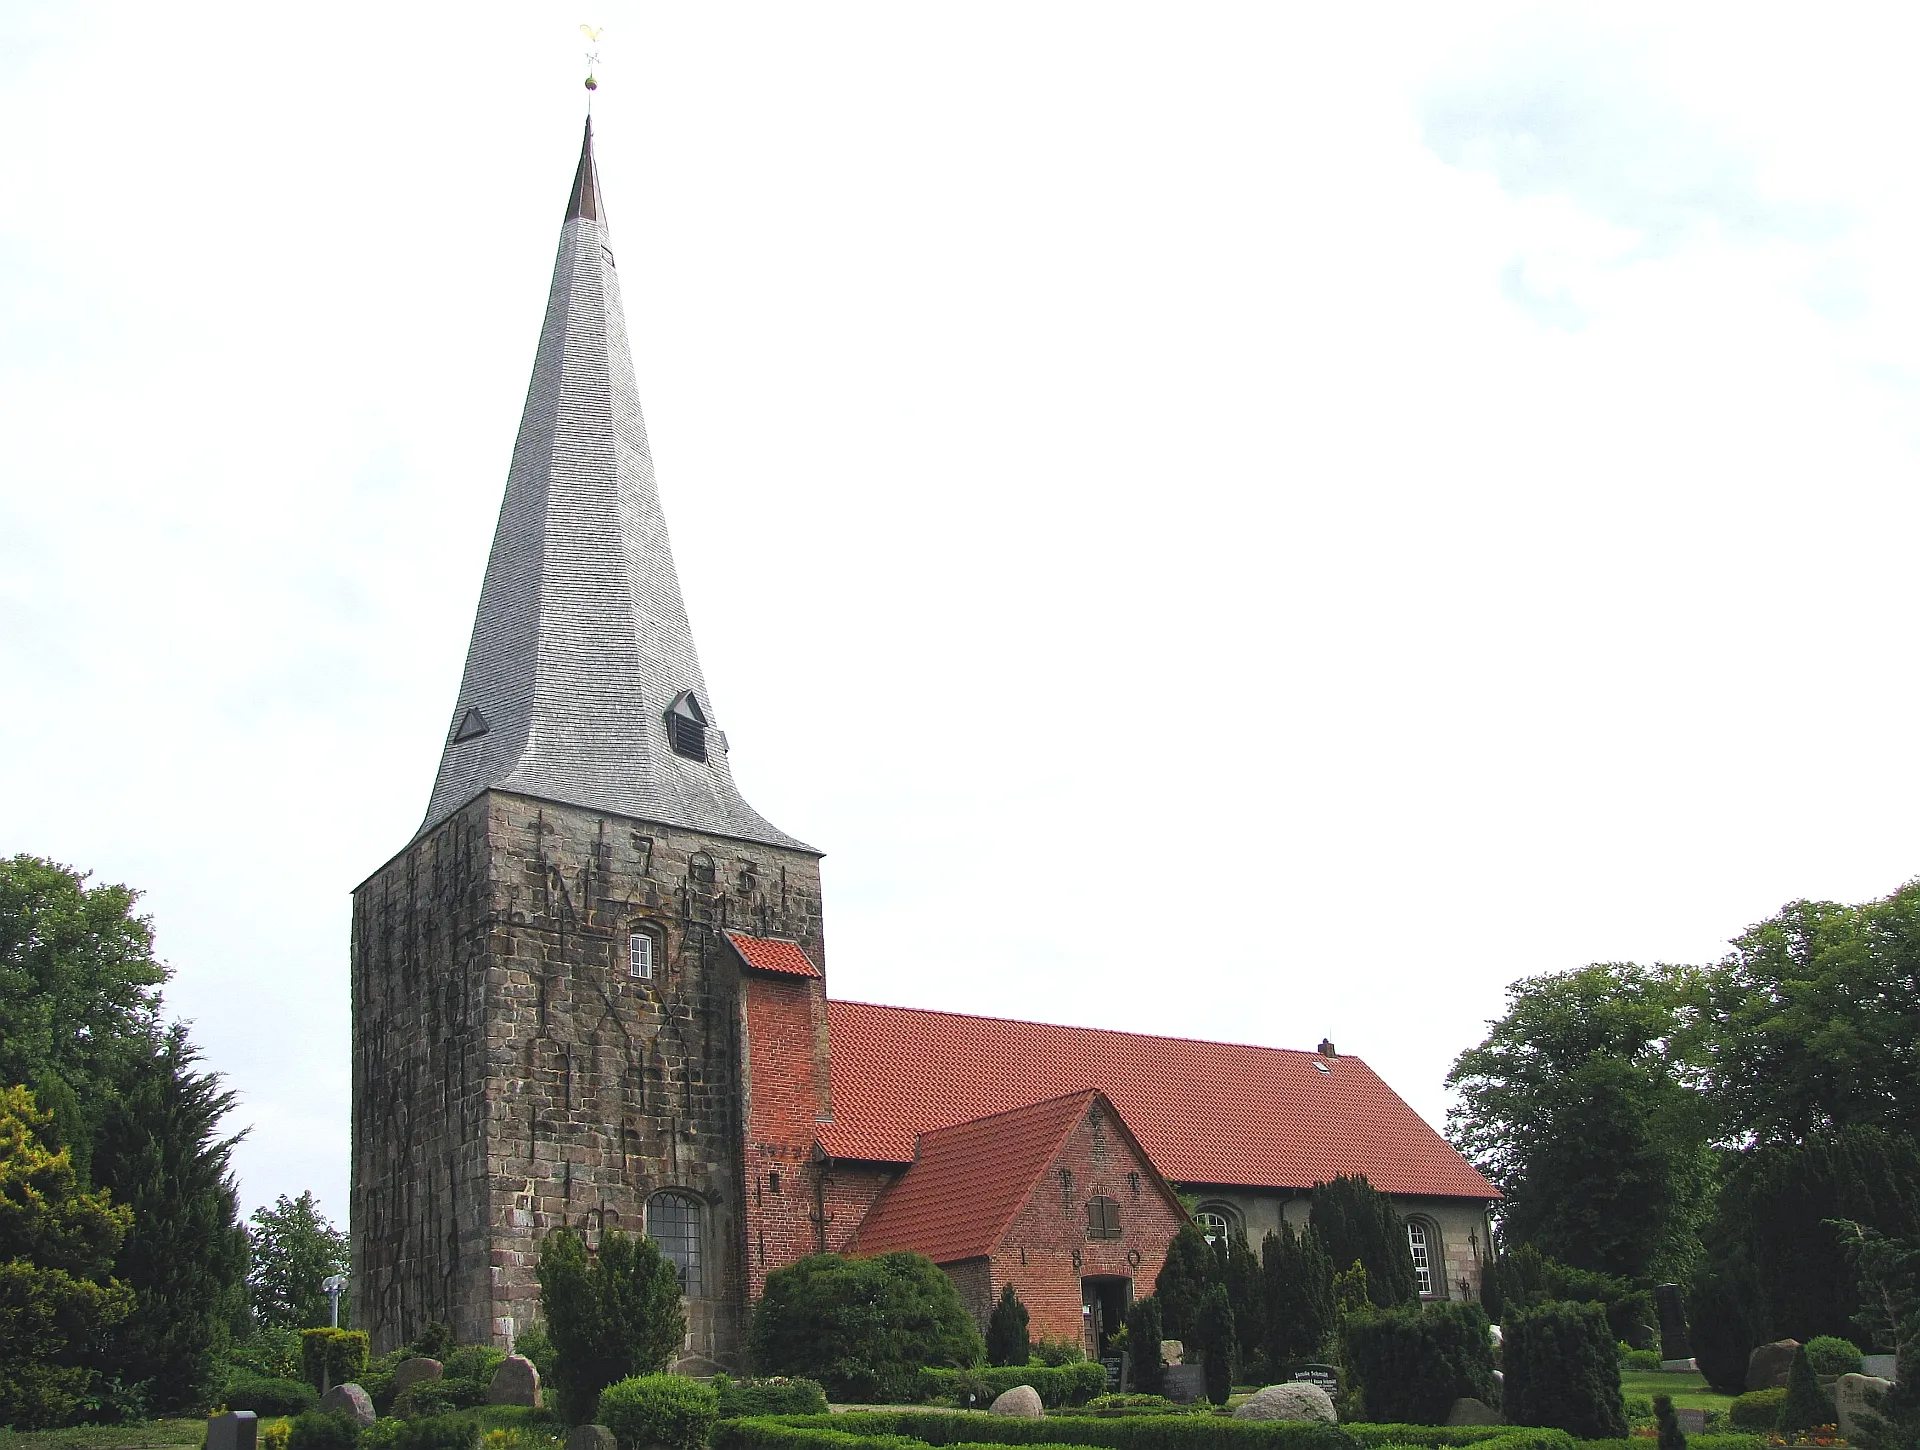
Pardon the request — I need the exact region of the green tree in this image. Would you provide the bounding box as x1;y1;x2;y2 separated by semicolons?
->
539;1227;685;1423
1502;1299;1628;1439
1154;1222;1215;1339
248;1192;348;1331
1448;962;1712;1282
1193;1283;1236;1406
1654;1393;1687;1450
1124;1295;1163;1396
1343;1300;1496;1424
1310;1175;1418;1309
1222;1231;1262;1370
1690;884;1920;1145
0;857;170;1181
1260;1221;1334;1368
1779;1345;1838;1432
1834;1219;1920;1358
749;1251;981;1403
985;1283;1029;1368
0;1086;136;1429
91;1029;249;1411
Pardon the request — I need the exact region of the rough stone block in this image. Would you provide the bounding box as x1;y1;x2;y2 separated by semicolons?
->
489;1354;542;1407
1444;1399;1502;1427
1837;1374;1894;1437
565;1428;616;1450
1236;1383;1337;1423
1748;1340;1801;1392
988;1385;1044;1418
319;1384;376;1428
391;1358;443;1398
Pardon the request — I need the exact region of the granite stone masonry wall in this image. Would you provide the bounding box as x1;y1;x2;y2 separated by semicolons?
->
352;789;824;1363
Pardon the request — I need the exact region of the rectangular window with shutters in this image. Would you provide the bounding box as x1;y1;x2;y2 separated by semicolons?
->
628;933;653;980
1086;1197;1122;1240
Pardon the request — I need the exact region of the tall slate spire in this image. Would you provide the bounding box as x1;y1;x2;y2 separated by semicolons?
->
420;119;806;851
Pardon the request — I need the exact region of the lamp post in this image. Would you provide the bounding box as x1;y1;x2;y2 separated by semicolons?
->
322;1275;348;1329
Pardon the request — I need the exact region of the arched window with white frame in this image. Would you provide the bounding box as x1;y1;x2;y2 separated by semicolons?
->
1195;1205;1236;1250
1407;1218;1437;1298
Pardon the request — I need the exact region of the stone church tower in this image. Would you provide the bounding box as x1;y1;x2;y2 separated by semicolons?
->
350;121;831;1363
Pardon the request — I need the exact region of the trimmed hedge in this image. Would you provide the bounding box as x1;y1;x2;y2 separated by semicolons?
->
1502;1301;1627;1440
1343;1302;1497;1424
715;1377;831;1419
713;1412;1356;1450
1574;1439;1762;1450
1344;1433;1572;1450
300;1330;371;1392
287;1413;362;1450
1728;1390;1786;1432
912;1364;1110;1409
599;1374;720;1450
1802;1337;1865;1377
362;1416;482;1450
227;1378;321;1417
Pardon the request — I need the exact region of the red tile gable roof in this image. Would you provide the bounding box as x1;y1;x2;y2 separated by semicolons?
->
821;1000;1496;1201
726;931;821;978
853;1091;1096;1263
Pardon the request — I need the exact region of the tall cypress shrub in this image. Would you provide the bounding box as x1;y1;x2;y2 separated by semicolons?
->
1778;1346;1838;1432
1125;1295;1163;1396
1310;1175;1419;1309
1224;1232;1263;1370
1503;1300;1628;1439
985;1284;1030;1368
1343;1301;1497;1425
1194;1284;1236;1406
1262;1222;1335;1369
539;1227;686;1423
1156;1223;1216;1340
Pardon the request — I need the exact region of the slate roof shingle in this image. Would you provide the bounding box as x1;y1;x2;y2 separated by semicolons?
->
821;1000;1497;1200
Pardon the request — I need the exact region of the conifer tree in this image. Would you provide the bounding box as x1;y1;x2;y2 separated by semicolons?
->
986;1283;1030;1368
1125;1295;1164;1396
1261;1221;1336;1368
1654;1394;1687;1450
1224;1231;1262;1369
91;1029;249;1412
1156;1222;1216;1339
1194;1283;1237;1406
539;1226;686;1423
1779;1345;1838;1433
1310;1175;1419;1309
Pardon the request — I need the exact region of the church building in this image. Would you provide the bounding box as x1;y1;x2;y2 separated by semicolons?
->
349;122;1496;1367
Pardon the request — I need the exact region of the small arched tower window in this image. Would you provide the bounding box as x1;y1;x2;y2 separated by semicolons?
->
1407;1218;1436;1298
1196;1207;1235;1248
646;1190;703;1296
666;692;709;763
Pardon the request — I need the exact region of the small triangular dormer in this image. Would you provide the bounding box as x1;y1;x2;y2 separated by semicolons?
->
666;691;709;763
452;707;490;743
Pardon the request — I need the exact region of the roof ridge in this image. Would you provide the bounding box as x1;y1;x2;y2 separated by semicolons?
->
916;1087;1099;1140
828;997;1368;1066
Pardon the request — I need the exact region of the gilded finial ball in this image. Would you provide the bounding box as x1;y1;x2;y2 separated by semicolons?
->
584;74;598;92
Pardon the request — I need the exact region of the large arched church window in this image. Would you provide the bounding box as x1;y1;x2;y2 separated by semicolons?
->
647;1190;704;1296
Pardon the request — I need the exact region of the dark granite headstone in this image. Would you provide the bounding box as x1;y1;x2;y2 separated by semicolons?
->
1102;1355;1124;1391
1163;1364;1208;1404
206;1411;258;1450
1674;1408;1708;1435
1655;1283;1692;1361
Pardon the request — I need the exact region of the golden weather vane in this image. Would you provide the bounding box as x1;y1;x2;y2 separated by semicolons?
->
581;23;603;105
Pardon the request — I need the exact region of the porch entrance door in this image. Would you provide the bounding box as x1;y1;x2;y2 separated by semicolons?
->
1081;1275;1133;1361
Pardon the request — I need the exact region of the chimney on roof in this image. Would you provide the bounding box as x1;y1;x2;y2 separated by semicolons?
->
1318;1038;1337;1059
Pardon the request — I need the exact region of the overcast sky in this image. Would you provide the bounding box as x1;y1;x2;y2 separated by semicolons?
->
6;3;1920;1229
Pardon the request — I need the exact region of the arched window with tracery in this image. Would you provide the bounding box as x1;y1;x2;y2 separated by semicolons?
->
646;1191;703;1296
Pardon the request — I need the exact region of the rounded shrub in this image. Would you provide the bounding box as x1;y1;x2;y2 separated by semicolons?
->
1623;1349;1662;1371
228;1378;321;1417
710;1375;828;1419
1803;1336;1866;1376
598;1375;718;1450
1503;1299;1629;1439
1729;1388;1788;1430
287;1411;363;1450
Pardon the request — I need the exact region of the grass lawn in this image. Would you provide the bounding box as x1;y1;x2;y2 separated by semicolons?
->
0;1421;208;1450
1619;1370;1739;1412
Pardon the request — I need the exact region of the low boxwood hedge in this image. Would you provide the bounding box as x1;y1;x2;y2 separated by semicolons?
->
1728;1390;1786;1432
912;1364;1111;1409
226;1377;320;1417
712;1412;1356;1450
715;1377;832;1419
1571;1437;1761;1450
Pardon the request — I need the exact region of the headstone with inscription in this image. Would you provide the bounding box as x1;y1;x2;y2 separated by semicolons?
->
1288;1365;1341;1395
1163;1364;1208;1404
206;1411;258;1450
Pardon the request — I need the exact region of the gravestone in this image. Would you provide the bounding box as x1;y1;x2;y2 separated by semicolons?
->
1163;1364;1208;1404
1836;1374;1894;1438
564;1428;615;1450
1661;1359;1698;1373
1236;1383;1337;1423
1288;1365;1340;1394
988;1386;1044;1418
391;1358;443;1399
488;1354;541;1407
1445;1399;1503;1427
1748;1340;1801;1392
206;1411;258;1450
319;1384;375;1428
1674;1409;1708;1436
1655;1283;1692;1361
1101;1355;1124;1391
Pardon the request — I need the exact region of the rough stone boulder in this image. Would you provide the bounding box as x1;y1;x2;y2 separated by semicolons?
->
391;1358;443;1399
319;1384;376;1428
1234;1383;1338;1423
988;1386;1044;1418
1748;1340;1802;1392
564;1428;616;1450
1160;1340;1185;1366
1444;1398;1503;1427
1836;1374;1894;1438
489;1354;542;1407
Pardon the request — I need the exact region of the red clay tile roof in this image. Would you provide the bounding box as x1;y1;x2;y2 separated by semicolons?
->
853;1090;1099;1263
726;931;821;978
821;1001;1496;1201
